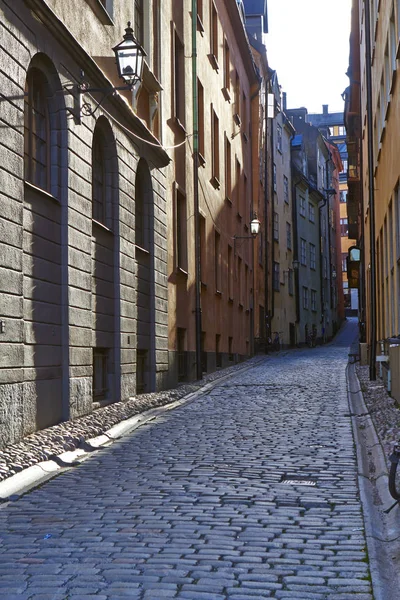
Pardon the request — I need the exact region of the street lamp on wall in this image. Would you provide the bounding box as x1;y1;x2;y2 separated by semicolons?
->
112;22;146;88
234;215;261;252
75;23;146;117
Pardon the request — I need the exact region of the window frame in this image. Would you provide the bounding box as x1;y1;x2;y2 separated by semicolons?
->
300;238;307;266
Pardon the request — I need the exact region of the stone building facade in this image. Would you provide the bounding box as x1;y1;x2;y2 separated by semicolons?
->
0;0;169;447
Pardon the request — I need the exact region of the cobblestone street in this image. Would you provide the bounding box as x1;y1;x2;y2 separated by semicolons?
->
0;320;374;599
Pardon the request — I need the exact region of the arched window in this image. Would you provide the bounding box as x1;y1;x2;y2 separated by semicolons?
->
91;119;117;229
24;68;50;190
92;129;107;224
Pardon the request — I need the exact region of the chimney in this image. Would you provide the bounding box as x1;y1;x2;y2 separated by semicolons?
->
282;92;287;112
323;104;328;115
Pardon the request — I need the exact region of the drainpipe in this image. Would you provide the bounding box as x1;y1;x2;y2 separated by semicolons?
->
192;0;202;380
270;95;275;323
364;0;377;379
264;78;270;347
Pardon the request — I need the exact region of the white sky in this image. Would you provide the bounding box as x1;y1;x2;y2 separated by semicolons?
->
265;0;352;114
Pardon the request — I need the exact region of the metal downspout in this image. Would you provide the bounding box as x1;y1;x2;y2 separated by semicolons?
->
364;0;377;379
192;0;202;380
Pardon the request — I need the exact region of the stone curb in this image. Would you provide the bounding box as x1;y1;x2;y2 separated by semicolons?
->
0;358;261;502
347;361;400;600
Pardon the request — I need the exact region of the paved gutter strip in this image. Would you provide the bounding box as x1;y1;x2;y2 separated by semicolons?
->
347;361;400;600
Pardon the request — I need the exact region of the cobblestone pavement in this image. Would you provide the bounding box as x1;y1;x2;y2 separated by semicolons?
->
0;320;373;599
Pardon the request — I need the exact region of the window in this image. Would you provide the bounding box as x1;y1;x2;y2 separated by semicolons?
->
342;252;347;272
211;107;220;186
199;215;207;284
340;218;348;237
309;243;316;270
210;2;219;66
134;0;144;44
235;158;241;216
308;202;315;223
173;31;185;126
341;159;348;173
311;289;317;311
273;163;277;192
273;212;279;241
223;40;230;97
390;11;396;74
225;135;232;200
241;92;247;138
197;79;205;163
176;185;188;272
98;0;113;19
177;328;187;382
340;190;347;203
234;71;240;123
273;262;280;291
300;238;307;265
337;125;345;136
92;129;107;224
93;348;109;399
302;286;309;309
238;256;243;306
288;269;294;296
228;336;234;361
216;334;222;368
24;68;50;191
284;175;289;203
228;244;233;300
286;222;292;250
214;230;221;292
299;195;306;217
277;124;282;153
244;264;249;309
197;0;204;24
243;174;248;223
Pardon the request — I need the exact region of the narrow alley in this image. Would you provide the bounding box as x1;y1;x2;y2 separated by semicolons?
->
0;321;374;599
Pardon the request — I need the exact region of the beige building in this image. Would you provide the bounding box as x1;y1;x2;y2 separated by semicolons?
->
269;84;297;348
347;0;400;374
163;0;261;381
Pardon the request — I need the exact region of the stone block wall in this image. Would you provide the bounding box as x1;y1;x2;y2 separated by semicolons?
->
0;0;169;447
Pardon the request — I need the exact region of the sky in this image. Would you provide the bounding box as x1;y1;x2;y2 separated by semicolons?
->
265;0;352;114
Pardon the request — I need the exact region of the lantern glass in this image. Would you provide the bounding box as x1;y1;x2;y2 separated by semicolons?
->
113;23;146;87
250;217;261;237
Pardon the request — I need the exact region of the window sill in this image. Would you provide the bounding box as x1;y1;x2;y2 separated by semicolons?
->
197;14;205;34
173;116;187;135
210;175;220;190
92;218;113;234
176;267;189;278
208;54;219;72
90;0;114;25
24;180;60;204
222;86;231;102
233;113;241;127
135;244;150;255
